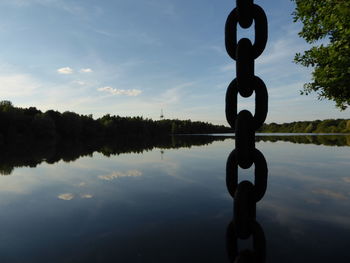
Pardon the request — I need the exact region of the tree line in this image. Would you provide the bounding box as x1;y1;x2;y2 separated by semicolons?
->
0;100;231;145
259;119;350;133
1;101;349;146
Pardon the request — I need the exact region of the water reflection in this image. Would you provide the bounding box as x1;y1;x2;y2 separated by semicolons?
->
226;219;266;263
0;135;228;175
0;136;349;262
226;150;267;262
257;134;350;146
1;134;349;176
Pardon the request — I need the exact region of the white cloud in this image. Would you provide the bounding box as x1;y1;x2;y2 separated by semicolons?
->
58;193;74;200
97;86;142;96
98;170;142;181
57;67;73;74
80;68;93;73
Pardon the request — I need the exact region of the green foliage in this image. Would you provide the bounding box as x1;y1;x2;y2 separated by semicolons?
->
0;100;13;111
292;0;350;110
259;119;350;133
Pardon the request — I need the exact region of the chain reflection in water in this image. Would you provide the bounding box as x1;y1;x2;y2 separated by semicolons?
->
225;0;269;262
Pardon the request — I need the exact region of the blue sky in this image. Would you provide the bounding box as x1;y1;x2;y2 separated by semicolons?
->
0;0;348;125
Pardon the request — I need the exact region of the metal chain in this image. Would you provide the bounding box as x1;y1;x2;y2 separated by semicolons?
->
225;0;268;261
226;220;266;263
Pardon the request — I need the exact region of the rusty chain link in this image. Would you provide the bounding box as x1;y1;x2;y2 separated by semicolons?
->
225;0;268;262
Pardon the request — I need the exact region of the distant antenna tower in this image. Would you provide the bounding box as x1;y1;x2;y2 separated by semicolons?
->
160;109;164;119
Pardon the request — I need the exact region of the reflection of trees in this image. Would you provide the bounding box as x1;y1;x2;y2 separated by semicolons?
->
0;164;13;175
0;135;229;175
2;134;348;176
256;135;350;146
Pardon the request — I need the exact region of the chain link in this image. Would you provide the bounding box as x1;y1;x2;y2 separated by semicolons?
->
225;4;268;60
236;0;253;28
226;220;266;263
225;77;268;131
225;1;269;262
226;149;268;202
236;38;254;97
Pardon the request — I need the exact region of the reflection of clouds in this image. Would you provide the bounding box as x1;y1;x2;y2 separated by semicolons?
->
77;182;86;187
98;170;142;181
306;199;321;205
58;193;93;199
81;194;93;199
58;193;74;200
343;177;350;183
128;170;142;177
262;200;350;229
312;189;348;200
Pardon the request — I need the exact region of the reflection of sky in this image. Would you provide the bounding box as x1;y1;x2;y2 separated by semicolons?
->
0;137;349;262
260;141;350;227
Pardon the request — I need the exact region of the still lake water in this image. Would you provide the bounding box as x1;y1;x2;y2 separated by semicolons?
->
0;135;350;262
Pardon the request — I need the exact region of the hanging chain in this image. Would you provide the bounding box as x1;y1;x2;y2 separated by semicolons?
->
225;0;268;261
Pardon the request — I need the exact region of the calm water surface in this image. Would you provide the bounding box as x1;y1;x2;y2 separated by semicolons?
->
0;135;349;262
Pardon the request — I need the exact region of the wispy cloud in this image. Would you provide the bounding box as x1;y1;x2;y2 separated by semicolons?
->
146;0;176;17
80;68;93;73
10;0;87;16
97;86;142;96
207;44;226;56
312;189;348;200
220;63;235;73
73;80;86;86
0;73;39;97
57;67;73;74
156;82;195;105
137;32;162;46
98;170;142;181
80;194;93;199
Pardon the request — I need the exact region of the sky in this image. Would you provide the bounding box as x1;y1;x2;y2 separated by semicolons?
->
0;0;348;125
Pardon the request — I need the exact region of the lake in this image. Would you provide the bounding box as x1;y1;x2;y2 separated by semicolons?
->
0;134;349;262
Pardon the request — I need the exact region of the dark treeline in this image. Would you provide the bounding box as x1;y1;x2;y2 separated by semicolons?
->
0;135;230;176
259;119;350;133
0;101;231;145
